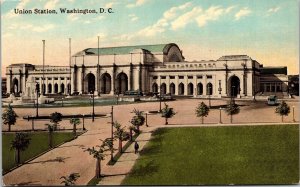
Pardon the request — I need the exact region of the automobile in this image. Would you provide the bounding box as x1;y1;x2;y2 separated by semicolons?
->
267;95;278;106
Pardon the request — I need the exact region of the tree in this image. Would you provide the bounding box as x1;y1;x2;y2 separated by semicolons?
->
50;112;63;130
84;140;110;178
130;109;145;132
60;173;80;186
195;102;210;124
45;123;55;148
113;121;130;153
225;101;240;123
275;101;290;122
128;125;138;141
161;103;176;125
10;133;31;164
69;118;80;138
2;104;18;132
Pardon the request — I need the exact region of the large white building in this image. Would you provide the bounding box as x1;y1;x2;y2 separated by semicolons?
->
6;43;288;98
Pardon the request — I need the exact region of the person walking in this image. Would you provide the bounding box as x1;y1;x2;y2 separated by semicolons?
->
134;141;139;154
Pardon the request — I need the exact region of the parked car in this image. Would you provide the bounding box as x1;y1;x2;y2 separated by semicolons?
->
267;95;278;106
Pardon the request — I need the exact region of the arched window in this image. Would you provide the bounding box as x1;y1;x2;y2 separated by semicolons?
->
161;83;166;94
178;83;184;95
152;83;158;93
170;83;175;95
197;83;203;95
206;83;213;95
188;83;194;95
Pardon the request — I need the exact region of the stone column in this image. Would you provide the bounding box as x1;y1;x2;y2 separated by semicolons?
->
129;63;133;90
138;63;142;91
193;75;197;97
175;76;179;95
111;64;116;95
81;64;85;94
166;76;170;94
97;64;101;95
19;70;22;93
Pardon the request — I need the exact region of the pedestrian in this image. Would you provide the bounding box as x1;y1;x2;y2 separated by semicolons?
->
134;141;139;154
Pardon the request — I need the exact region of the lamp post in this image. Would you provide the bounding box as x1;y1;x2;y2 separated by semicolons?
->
91;91;95;122
293;106;295;122
219;107;222;124
231;85;235;104
36;82;39;117
146;112;148;127
111;106;114;162
82;114;85;130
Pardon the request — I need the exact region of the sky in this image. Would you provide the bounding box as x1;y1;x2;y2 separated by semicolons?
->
1;0;299;75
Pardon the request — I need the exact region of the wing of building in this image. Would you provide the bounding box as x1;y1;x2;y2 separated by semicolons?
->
5;43;289;98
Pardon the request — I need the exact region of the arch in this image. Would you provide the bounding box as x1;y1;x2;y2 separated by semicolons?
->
152;83;158;93
170;83;175;95
188;83;194;95
206;83;213;95
61;83;65;94
42;84;46;95
228;75;240;97
197;83;203;95
100;73;111;94
116;72;128;94
84;73;95;93
67;83;71;94
54;83;58;93
48;84;52;94
161;83;166;94
178;83;184;95
12;78;18;93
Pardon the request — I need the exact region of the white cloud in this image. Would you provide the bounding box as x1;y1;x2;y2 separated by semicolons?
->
127;0;147;8
32;24;55;32
68;14;79;21
225;6;236;13
129;14;139;22
268;6;280;13
163;2;192;20
235;7;251;20
196;6;225;27
171;7;202;30
3;0;31;19
104;2;119;9
44;0;60;9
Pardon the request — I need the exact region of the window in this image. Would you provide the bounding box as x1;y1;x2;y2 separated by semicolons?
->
161;76;166;79
197;75;203;79
179;76;184;79
61;77;65;80
153;76;158;80
54;77;58;80
207;75;212;79
188;76;193;79
170;76;175;79
35;77;40;80
48;78;52;80
67;78;70;80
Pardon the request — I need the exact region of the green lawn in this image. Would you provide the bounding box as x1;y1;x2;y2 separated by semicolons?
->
122;125;299;185
3;132;74;173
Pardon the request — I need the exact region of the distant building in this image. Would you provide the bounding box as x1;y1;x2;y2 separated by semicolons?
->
5;43;289;98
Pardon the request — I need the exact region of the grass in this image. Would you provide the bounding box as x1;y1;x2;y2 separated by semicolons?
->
122;125;299;185
3;132;74;174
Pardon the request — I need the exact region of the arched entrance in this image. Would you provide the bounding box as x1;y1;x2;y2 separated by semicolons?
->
178;83;184;95
116;72;128;94
170;83;175;95
100;73;111;94
42;84;46;95
152;83;158;93
228;76;240;97
61;83;65;94
84;73;95;93
197;83;203;95
12;78;18;93
188;83;194;95
54;83;58;93
67;83;71;94
161;83;166;94
48;84;52;94
206;83;213;95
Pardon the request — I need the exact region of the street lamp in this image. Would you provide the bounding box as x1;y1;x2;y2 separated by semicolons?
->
110;106;114;162
293;106;295;122
36;82;39;117
219;107;222;124
231;85;235;104
91;91;95;122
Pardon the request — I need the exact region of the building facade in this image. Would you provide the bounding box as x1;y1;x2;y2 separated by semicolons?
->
5;43;288;98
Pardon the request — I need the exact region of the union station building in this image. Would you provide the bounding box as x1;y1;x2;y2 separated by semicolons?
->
5;43;288;98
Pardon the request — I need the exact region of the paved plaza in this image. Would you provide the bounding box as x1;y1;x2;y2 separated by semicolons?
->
2;98;299;185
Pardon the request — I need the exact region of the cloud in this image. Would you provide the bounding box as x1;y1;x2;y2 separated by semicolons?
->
31;24;55;32
2;0;31;19
127;0;147;8
235;7;251;20
129;14;139;22
68;14;79;21
171;7;202;30
44;0;60;9
12;23;56;32
104;2;119;9
196;6;226;27
266;6;280;16
163;2;192;19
